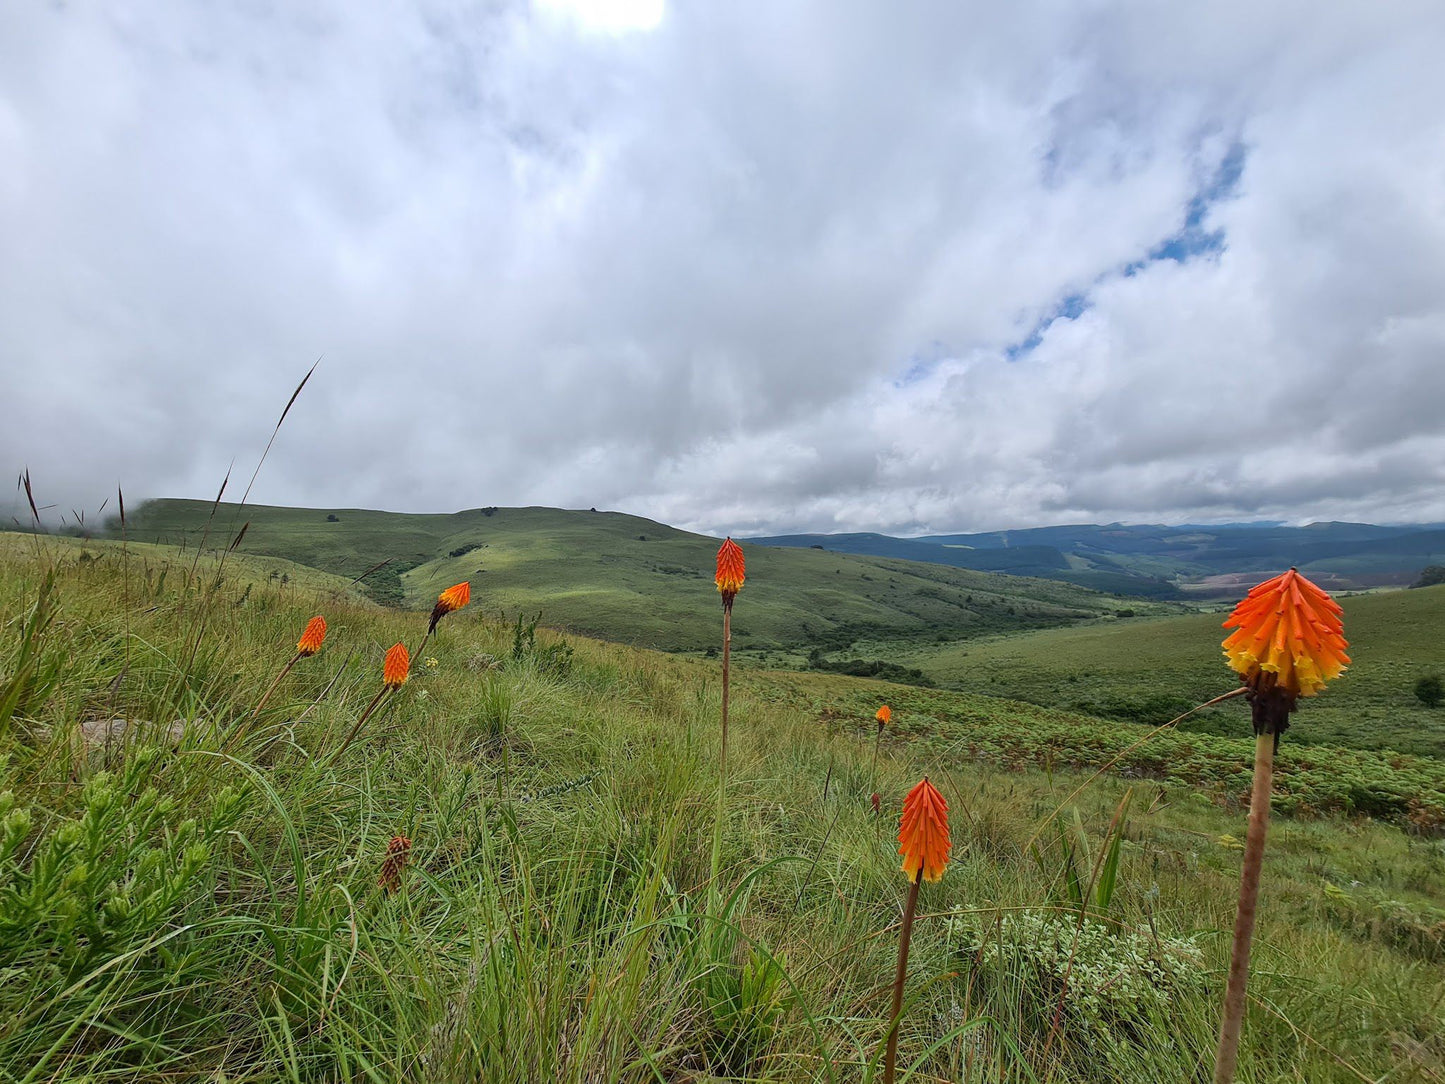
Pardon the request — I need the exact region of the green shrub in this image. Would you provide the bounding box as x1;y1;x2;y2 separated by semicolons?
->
1415;675;1443;708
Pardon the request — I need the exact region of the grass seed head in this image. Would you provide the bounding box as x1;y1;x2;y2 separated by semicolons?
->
378;834;412;892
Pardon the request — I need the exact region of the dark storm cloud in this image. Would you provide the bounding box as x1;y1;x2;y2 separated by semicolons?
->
2;1;1443;534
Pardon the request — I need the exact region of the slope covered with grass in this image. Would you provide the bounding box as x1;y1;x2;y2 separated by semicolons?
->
891;585;1445;757
104;499;1156;651
1;539;1442;1082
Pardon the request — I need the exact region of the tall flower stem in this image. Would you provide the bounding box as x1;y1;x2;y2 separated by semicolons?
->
882;869;923;1084
869;733;882;805
1213;693;1286;1084
720;606;732;779
334;687;390;761
709;605;732;889
251;653;301;722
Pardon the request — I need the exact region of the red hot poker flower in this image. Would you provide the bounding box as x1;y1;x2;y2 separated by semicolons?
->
378;835;412;892
898;777;951;883
715;538;746;611
1221;568;1349;701
383;643;410;688
296;615;327;657
876;705;892;730
429;581;472;634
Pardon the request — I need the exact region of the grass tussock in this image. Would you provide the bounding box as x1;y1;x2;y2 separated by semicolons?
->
0;538;1442;1082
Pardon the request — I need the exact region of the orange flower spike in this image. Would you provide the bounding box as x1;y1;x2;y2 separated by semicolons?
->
1221;569;1349;699
898;777;951;883
715;537;746;611
383;642;410;688
876;704;892;730
378;835;412;892
428;581;472;633
296;616;327;657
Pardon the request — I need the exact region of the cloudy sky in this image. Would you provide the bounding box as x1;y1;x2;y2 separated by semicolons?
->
3;1;1444;535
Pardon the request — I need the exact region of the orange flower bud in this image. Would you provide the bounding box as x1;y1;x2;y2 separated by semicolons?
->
383;642;410;688
428;581;472;634
715;537;745;611
898;777;950;883
1221;568;1349;700
296;615;327;657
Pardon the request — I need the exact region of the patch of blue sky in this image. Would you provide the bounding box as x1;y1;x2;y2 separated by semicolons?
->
1008;141;1247;359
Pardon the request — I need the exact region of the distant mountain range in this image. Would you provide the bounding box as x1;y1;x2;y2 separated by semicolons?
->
747;521;1445;598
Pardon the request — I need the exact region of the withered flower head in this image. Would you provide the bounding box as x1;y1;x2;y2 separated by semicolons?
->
715;537;746;611
383;642;410;689
1221;568;1349;701
428;581;472;634
378;834;412;892
296;616;327;657
898;776;951;884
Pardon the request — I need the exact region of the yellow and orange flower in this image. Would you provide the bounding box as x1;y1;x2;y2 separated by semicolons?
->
876;704;892;729
898;777;950;883
1221;568;1349;699
296;615;327;657
383;642;410;688
429;581;472;633
715;537;746;610
378;834;412;892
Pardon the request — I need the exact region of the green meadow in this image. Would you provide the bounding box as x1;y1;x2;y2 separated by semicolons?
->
105;500;1163;652
1;531;1442;1082
877;586;1445;758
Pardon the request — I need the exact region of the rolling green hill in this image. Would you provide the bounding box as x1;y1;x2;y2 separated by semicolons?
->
890;585;1445;757
100;500;1162;653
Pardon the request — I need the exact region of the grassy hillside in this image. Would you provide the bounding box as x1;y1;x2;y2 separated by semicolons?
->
105;499;1156;651
890;586;1445;758
1;537;1442;1082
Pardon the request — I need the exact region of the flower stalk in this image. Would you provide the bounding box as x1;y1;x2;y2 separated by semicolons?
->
1212;569;1347;1084
334;642;409;760
710;537;745;888
251;616;326;722
883;869;923;1084
882;776;950;1084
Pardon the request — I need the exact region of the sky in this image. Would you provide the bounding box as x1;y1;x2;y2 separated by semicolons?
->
3;1;1444;536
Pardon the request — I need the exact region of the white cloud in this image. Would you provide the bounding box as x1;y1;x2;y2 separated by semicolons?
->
2;1;1443;534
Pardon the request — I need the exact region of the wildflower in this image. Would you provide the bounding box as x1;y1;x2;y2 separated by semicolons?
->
425;656;439;669
1221;567;1349;701
883;776;953;1084
898;776;951;883
1213;570;1347;1084
296;615;327;657
715;537;745;612
383;643;410;688
335;642;411;760
871;792;881;815
428;581;472;634
709;536;746;892
378;835;412;892
876;704;891;731
249;614;329;722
